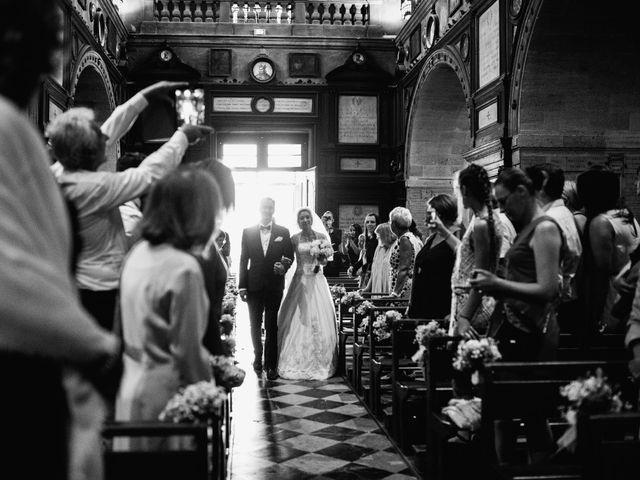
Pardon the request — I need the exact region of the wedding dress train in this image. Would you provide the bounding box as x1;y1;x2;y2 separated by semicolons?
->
277;236;338;380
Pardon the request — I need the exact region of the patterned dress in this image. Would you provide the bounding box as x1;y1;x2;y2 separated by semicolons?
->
450;212;504;334
389;232;423;298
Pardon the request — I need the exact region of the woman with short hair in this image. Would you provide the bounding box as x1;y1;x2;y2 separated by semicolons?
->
116;169;222;438
47;81;211;331
388;207;423;298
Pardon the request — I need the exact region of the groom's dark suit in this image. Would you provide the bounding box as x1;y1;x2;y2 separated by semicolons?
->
239;222;293;371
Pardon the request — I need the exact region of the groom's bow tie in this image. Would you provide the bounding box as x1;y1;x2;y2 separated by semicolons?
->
260;225;272;232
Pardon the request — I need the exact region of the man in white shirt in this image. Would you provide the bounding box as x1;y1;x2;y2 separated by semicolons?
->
527;164;583;331
238;198;293;380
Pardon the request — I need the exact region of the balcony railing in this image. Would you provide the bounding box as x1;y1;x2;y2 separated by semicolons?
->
152;1;370;25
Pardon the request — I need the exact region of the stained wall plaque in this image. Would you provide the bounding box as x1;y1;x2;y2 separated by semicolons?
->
338;95;378;144
338;204;379;231
478;1;500;89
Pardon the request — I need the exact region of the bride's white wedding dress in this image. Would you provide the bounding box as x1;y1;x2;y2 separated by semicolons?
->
277;233;338;380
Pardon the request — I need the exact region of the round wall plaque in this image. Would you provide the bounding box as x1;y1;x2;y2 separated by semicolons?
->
425;15;439;49
250;57;275;83
460;33;470;61
251;96;274;113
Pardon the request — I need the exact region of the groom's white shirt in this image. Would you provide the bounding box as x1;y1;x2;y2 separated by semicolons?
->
259;221;273;256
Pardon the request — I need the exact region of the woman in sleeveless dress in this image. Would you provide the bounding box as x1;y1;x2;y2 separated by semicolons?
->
450;163;504;337
277;208;338;380
388;207;423;298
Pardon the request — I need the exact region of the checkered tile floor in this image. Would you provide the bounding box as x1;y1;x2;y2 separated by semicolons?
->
230;376;419;479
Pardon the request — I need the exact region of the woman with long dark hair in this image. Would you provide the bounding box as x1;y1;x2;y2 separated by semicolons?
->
349;213;379;287
450;163;503;337
577;166;640;333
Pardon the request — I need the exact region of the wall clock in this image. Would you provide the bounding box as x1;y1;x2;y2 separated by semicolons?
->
250;58;275;83
351;52;366;65
159;49;173;62
252;96;274;113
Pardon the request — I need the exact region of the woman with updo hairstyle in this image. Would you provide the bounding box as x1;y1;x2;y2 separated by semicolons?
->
116;169;222;439
408;194;461;319
450;163;504;338
388;207;423;298
577;166;640;333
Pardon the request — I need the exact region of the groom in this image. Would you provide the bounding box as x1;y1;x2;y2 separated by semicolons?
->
239;198;293;380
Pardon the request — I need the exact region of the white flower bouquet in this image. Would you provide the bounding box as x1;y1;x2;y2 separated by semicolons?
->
330;284;347;305
412;321;448;362
159;381;227;423
452;337;502;374
557;368;623;452
352;300;374;317
309;238;333;273
371;310;404;342
222;292;237;315
221;334;236;357
210;355;246;391
341;290;364;308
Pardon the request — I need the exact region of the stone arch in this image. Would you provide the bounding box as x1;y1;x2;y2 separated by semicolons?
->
70;48;119;169
404;46;471;226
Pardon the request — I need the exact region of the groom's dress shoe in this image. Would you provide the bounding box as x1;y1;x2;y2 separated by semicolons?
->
266;369;278;381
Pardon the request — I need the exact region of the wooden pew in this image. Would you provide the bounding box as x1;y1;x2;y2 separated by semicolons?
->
557;333;628;361
430;360;631;480
385;318;444;451
577;411;640;480
103;422;211;480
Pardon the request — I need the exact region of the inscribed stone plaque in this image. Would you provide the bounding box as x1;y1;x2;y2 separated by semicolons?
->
212;97;252;112
273;98;314;113
338;204;379;231
340;158;377;172
478;1;500;89
477;101;498;130
338;96;378;144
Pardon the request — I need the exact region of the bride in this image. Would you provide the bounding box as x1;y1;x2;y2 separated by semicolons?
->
277;208;338;380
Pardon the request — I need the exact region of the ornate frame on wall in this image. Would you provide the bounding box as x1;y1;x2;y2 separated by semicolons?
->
288;53;320;77
209;49;232;77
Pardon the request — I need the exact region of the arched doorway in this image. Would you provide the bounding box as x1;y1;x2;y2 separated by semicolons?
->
71;50;118;170
511;0;640;212
405;48;471;227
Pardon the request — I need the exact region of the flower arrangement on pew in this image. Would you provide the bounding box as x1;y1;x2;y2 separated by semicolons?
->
369;310;404;342
556;368;623;453
411;320;448;362
353;300;374;316
210;355;246;392
160;381;227;423
309;238;333;273
221;277;239;357
452;337;502;385
341;290;364;309
330;284;347;305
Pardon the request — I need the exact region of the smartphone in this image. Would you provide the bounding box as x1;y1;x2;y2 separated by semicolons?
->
175;88;205;126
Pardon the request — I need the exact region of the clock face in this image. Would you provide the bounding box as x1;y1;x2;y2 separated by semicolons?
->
160;50;173;62
251;60;274;83
352;52;366;65
254;97;272;113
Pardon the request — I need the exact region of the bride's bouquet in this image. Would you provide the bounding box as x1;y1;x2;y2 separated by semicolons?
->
159;381;227;423
309;238;333;273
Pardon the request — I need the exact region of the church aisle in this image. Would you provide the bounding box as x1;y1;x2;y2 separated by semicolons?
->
229;374;419;479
